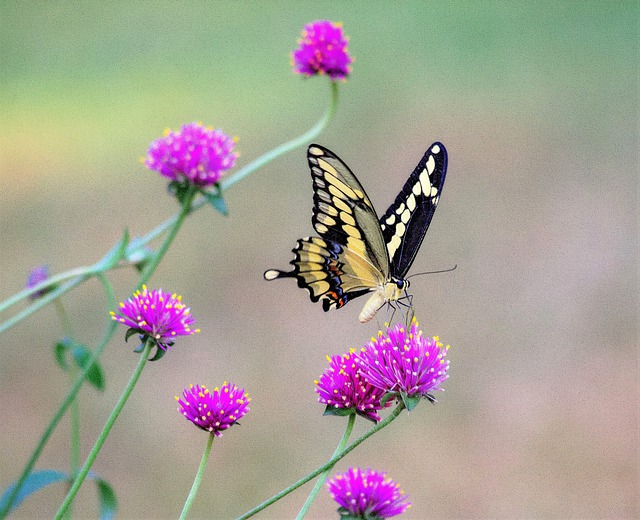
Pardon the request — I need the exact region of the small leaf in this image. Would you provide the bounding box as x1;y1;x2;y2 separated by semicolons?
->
94;229;130;272
203;187;228;216
148;346;167;361
401;392;422;412
125;328;142;342
380;392;397;407
323;405;355;418
133;342;146;354
54;339;72;371
95;478;117;520
0;470;67;514
71;345;106;391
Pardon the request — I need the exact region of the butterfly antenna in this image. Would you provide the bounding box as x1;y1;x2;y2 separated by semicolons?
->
406;264;458;280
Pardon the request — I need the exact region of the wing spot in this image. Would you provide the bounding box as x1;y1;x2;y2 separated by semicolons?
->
412;182;422;196
387;234;402;259
340;211;356;226
406;194;416;211
429;186;438;197
431;144;441;154
396;222;406;237
401;208;411;224
385;214;396;225
343;224;362;239
419;169;430;188
426;155;436;174
395;202;406;215
318;214;336;226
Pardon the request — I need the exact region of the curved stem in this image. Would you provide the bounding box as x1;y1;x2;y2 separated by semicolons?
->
54;341;152;520
295;413;355;520
179;433;215;520
236;403;405;520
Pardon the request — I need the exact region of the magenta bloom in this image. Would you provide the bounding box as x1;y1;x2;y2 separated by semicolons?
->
357;318;450;410
176;383;250;436
327;468;411;519
145;123;238;187
26;265;51;300
292;20;353;80
110;285;199;352
315;350;391;423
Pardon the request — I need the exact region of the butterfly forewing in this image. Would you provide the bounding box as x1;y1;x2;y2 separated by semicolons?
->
379;142;447;278
308;145;390;277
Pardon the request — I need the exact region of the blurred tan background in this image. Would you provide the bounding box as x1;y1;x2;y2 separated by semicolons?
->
1;2;637;519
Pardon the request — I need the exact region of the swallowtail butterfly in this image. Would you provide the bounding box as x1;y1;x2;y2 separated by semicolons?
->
264;142;447;323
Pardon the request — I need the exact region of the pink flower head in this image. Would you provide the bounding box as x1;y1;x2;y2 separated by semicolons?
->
26;265;51;300
315;350;391;423
327;467;411;518
292;20;353;80
145;123;238;187
110;285;199;352
176;382;250;436
357;318;450;410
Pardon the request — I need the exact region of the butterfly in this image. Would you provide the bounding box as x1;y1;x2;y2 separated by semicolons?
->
264;142;447;323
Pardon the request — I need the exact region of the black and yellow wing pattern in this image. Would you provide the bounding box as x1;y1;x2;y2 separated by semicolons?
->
264;142;447;322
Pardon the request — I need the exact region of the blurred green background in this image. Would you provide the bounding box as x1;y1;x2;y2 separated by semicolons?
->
1;2;637;519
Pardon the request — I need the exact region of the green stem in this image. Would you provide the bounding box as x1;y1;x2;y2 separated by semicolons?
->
138;185;197;288
0;274;116;520
54;341;152;520
295;413;355;520
236;403;405;520
179;433;215;520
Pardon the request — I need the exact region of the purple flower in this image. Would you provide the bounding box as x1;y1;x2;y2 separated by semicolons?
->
357;318;450;409
327;467;411;519
292;20;353;80
110;285;199;351
315;350;391;423
145;123;238;187
176;383;250;436
26;265;51;300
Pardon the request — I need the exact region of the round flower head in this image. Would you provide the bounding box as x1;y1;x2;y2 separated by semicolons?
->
110;285;199;352
145;122;238;187
315;350;391;423
327;467;411;519
357;318;450;410
26;265;51;300
176;383;250;436
292;20;353;80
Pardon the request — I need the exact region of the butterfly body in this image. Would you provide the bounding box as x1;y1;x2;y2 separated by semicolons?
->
264;143;447;323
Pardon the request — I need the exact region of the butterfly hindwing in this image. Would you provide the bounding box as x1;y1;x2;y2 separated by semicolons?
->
379;142;447;278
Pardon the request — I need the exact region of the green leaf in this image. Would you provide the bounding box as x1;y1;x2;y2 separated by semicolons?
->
148;345;167;361
54;339;71;371
95;478;117;520
401;392;422;412
203;187;228;216
94;229;130;272
0;470;67;513
380;392;397;407
71;344;106;391
323;405;355;418
125;328;142;342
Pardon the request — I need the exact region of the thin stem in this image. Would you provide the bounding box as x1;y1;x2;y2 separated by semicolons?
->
179;433;215;520
54;341;152;520
236;403;405;520
295;413;355;520
137;185;197;288
0;273;116;519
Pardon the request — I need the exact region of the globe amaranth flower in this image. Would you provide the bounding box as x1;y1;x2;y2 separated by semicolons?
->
292;20;353;80
327;467;411;519
145;122;238;187
110;285;199;351
26;265;52;300
357;318;450;410
315;350;391;423
176;382;250;436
